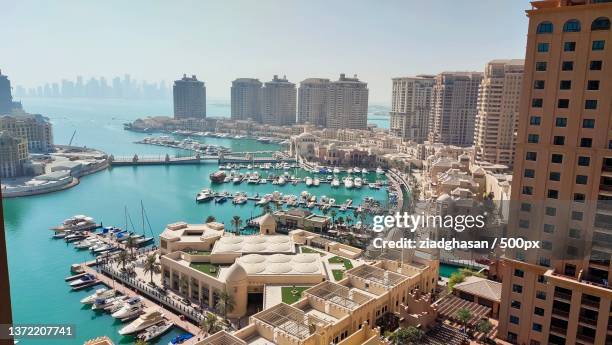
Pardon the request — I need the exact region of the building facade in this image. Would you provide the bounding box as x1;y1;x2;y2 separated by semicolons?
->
0;113;53;153
498;2;612;345
261;75;296;126
428;71;483;146
390;75;435;143
0;70;13;115
0;131;28;178
298;78;330;127
326;74;369;130
173;74;206;119
230;78;262;122
473;60;524;167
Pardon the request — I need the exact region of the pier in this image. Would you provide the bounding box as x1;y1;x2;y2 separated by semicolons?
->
108;154;296;167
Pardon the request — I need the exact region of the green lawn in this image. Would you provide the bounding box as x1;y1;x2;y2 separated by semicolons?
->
300;247;325;256
190;263;219;277
188;250;211;256
328;256;354;270
332;269;344;281
281;286;309;304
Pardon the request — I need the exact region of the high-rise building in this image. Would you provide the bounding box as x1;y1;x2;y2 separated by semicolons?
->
326;74;369;130
0;112;54;153
231;78;262;121
498;2;612;345
173;74;206;119
473;60;524;167
0;70;14;115
428;71;483;146
298;78;330;127
261;75;296;126
389;75;435;143
0;131;28;178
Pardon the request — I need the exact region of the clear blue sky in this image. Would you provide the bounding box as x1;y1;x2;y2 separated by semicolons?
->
0;0;530;102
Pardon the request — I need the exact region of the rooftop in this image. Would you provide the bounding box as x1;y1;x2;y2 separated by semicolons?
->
253;303;330;340
305;281;372;310
453;276;502;302
212;234;296;255
347;264;407;289
232;253;324;276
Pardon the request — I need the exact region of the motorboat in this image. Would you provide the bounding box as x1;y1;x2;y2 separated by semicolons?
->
106;296;131;313
247;172;260;184
53;232;68;239
376;167;384;175
369;183;379;190
331;178;340;188
214;195;228;203
347;168;353;174
354;177;363;188
329;198;336;206
169;333;194;344
51;215;98;232
326;175;333;181
112;297;143;319
65;232;87;243
118;310;165;335
313;178;320;186
354;167;360;173
232;175;242;184
80;288;116;304
92;295;125;311
137;320;173;342
361;168;368;174
259;179;267;184
209;171;226;183
134;236;154;247
277;176;287;185
74;238;97;249
69;273;96;287
233;195;247;205
196;189;214;202
333;167;340;174
344;177;354;189
305;177;313;186
70;264;85;274
93;244;113;254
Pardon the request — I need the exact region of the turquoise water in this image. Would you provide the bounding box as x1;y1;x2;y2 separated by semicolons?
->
3;98;389;344
439;263;463;278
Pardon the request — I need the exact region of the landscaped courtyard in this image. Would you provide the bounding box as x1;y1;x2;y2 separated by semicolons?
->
190;262;219;277
281;286;309;304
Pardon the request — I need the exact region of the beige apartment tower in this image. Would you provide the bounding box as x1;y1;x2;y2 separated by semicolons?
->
261;75;296;126
173;74;206;119
326;73;369;130
428;71;483;146
498;1;612;345
473;59;524;167
297;78;330;127
230;78;262;122
390;75;435;143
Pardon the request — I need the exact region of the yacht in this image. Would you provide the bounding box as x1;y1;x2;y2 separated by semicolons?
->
354;177;363;188
69;273;96;288
92;296;124;310
305;177;313;186
331;178;340;188
74;238;98;249
282;163;291;170
332;167;340;174
137;321;173;342
369;183;379;190
80;288;116;304
232;175;242;184
376;167;385;175
329;198;336;206
169;334;194;345
214;195;228;204
313;178;320;186
51;215;98;232
118;310;165;335
344;177;354;189
347;168;353;174
196;189;214;203
247;172;260;184
354;167;360;173
277;176;287;185
233;195;247;205
112;297;143;319
92;244;113;254
326;175;333;181
361;168;368;174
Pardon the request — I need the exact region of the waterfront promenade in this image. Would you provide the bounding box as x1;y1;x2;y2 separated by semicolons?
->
108;154;296;166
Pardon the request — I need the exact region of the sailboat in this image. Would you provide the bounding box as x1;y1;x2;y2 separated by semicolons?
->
134;201;154;247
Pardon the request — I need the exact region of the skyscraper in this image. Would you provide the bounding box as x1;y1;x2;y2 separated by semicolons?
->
231;78;262;121
298;78;330;127
173;74;206;119
261;75;296;126
326;74;369;130
473;60;524;167
389;75;435;143
0;70;13;115
498;2;612;345
428;71;483;146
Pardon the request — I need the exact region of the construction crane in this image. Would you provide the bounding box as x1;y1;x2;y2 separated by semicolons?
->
68;130;76;146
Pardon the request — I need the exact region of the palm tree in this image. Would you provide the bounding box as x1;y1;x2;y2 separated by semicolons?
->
143;253;160;284
134;339;149;345
117;250;130;271
200;312;221;335
205;216;216;223
231;216;242;234
216;290;235;322
125;236;137;257
476;319;493;339
274;200;283;211
456;307;472;333
329;210;337;226
262;204;272;215
388;326;423;345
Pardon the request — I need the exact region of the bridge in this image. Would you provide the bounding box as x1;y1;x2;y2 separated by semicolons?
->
109;153;296;167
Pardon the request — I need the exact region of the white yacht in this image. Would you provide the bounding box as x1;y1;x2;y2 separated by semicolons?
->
331;178;340;188
361;168;368;174
118;310;165;335
92;296;125;310
137;321;173;342
347;168;353;174
344;177;354;189
376;167;385;175
354;177;363;188
354;166;360;173
278;176;287;185
305;177;313;186
313;178;320;186
80;288;116;304
69;273;96;287
75;238;98;249
196;189;214;202
112;297;143;319
333;167;340;174
232;175;242;184
247;172;260;184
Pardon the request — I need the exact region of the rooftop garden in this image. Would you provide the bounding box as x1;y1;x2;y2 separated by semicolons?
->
281;286;309;304
190;262;219;277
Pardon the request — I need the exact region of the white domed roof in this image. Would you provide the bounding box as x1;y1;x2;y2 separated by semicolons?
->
269;236;289;243
245;236;266;244
268;254;291;263
242;263;266;274
240;254;266;264
225;263;248;283
295;263;319;274
293;254;317;263
268;263;292;274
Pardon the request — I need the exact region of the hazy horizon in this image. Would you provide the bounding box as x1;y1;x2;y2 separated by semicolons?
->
1;0;529;102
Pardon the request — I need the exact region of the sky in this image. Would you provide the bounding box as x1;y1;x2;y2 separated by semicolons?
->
0;0;530;103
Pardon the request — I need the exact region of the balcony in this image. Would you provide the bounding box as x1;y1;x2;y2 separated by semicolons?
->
576;333;595;344
581;298;600;309
549;325;567;335
554;291;572;302
579;315;599;327
552;308;570;318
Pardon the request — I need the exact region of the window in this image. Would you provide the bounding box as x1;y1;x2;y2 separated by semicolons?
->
539;257;551;266
530;116;541;125
544;224;555;233
555;117;567;127
512;284;523;293
583;119;595;128
578;156;590;166
511;300;522;309
535;61;547;71
534;307;545;316
536;291;546;300
526;152;537;161
564;19;581;32
587;80;600;90
534;80;545;89
532;323;542;332
590;60;602;70
521;203;531;212
576;175;588;184
514;269;525;278
574;193;585;202
551;154;563;163
524;169;535;178
592;40;605;50
560;80;571;90
571;211;583;221
537;21;553;33
558;99;569;108
537;42;550;52
519;219;530;228
532;98;543;108
564;41;576;51
549;172;561;181
510;315;520;325
523;186;533;195
585;99;597;109
548;189;559;199
528;134;540;143
569;228;581;239
580;138;592;147
545;207;556;216
553;136;565;145
562;61;574;71
591;17;611;31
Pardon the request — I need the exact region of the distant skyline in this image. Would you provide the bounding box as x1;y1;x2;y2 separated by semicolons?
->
1;1;529;102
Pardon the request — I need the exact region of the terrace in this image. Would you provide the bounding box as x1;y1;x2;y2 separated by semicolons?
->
304;281;372;311
347;264;408;290
252;303;331;341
